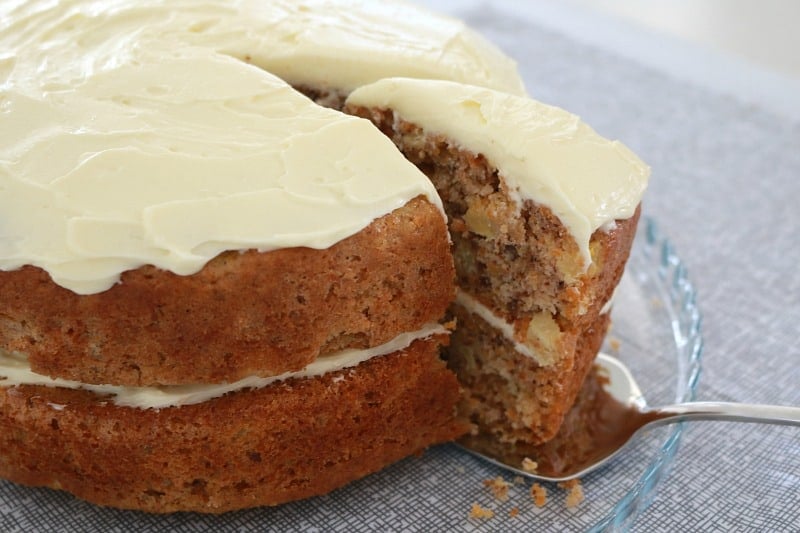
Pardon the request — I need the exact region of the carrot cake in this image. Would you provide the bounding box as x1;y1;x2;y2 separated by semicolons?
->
0;0;648;513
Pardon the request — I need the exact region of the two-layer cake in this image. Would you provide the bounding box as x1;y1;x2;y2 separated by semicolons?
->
0;0;648;512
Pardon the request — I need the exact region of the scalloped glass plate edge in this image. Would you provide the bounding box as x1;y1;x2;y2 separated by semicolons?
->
591;217;704;532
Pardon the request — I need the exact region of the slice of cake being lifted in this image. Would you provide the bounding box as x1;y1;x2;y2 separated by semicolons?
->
345;78;649;457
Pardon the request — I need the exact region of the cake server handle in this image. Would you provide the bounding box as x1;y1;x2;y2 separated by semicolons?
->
644;401;800;427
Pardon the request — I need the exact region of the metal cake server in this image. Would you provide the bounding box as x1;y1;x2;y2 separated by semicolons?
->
457;353;800;482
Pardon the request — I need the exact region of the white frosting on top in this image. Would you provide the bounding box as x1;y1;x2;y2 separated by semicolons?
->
347;78;651;267
0;0;526;294
0;323;448;409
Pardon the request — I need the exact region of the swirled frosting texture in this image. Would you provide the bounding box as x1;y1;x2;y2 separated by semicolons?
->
347;78;651;267
0;0;525;294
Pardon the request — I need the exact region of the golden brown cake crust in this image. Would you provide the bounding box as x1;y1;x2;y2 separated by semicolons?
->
0;197;455;386
0;337;467;513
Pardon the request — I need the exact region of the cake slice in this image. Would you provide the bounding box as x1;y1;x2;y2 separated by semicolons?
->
346;78;649;450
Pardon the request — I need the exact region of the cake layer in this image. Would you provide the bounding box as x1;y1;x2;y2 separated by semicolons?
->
0;198;455;386
510;362;628;478
460;356;619;474
450;306;610;447
0;337;467;513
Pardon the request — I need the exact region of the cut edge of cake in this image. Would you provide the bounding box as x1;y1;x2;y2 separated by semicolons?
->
345;77;648;445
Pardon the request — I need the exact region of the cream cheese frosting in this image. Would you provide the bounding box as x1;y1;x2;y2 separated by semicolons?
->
455;290;610;366
0;0;526;295
0;323;449;409
455;290;538;361
347;77;651;268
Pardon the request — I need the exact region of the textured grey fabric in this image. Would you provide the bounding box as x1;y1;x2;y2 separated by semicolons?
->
2;2;798;531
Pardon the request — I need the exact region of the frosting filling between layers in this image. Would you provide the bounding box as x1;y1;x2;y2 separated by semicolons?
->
346;77;651;268
0;323;448;409
455;290;611;366
455;290;537;361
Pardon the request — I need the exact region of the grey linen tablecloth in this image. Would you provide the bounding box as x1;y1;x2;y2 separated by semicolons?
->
2;1;799;531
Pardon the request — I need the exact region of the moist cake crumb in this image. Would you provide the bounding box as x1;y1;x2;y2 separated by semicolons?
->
469;502;495;519
559;479;585;508
608;336;621;352
530;483;547;507
521;457;538;473
482;476;510;502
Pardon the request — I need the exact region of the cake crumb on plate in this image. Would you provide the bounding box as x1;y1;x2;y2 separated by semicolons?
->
521;457;538;473
559;479;585;508
469;502;495;519
530;482;547;507
483;476;510;501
